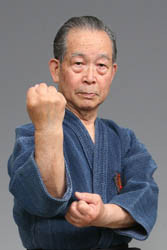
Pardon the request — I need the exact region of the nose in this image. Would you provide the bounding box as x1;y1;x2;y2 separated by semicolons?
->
83;65;96;84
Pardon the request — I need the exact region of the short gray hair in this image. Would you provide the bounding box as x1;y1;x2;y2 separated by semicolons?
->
53;16;117;63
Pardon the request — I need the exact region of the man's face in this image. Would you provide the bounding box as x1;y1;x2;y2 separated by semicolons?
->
55;29;117;113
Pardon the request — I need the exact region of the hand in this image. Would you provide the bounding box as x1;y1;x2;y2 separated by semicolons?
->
65;192;105;227
26;83;66;131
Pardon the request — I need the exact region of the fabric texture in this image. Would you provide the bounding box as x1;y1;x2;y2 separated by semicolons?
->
27;247;141;250
8;109;158;250
27;246;141;250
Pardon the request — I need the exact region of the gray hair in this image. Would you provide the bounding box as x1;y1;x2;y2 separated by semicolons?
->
53;16;117;63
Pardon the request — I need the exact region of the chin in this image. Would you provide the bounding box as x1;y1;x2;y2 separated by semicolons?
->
77;103;100;112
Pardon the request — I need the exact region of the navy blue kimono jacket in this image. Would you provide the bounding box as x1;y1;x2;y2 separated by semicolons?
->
8;109;158;249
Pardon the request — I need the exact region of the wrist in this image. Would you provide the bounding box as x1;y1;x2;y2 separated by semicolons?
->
34;124;63;136
34;125;64;158
99;204;111;227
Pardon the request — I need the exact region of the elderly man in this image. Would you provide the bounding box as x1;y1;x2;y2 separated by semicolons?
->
8;16;158;250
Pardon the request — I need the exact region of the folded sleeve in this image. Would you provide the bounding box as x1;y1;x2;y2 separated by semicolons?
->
111;128;159;240
8;126;73;218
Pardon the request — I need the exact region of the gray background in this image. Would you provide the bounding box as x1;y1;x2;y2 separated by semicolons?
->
0;0;166;249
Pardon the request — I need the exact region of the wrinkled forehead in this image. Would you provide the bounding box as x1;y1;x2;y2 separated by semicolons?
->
65;28;113;58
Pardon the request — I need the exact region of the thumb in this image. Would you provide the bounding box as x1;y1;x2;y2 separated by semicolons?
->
75;192;98;204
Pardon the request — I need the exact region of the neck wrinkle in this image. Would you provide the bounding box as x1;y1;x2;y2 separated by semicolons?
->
65;105;97;143
66;104;97;127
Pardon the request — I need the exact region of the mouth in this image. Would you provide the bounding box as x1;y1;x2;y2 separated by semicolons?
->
77;92;97;98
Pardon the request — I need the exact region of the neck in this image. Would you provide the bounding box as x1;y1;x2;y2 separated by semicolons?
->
66;104;97;143
66;104;97;125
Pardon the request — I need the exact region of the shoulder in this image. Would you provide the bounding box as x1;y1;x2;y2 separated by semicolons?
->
100;117;132;140
100;118;141;156
9;123;35;163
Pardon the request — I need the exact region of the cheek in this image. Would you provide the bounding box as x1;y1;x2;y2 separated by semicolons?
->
63;70;81;88
60;73;79;97
100;76;112;93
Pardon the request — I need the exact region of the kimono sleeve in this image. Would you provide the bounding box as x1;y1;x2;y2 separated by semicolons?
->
111;128;159;240
8;126;73;218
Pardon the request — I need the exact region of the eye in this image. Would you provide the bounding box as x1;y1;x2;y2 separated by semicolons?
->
96;63;108;74
72;61;84;73
75;62;83;66
98;63;106;68
97;63;108;73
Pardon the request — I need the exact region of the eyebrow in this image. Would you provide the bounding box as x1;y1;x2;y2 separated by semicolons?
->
71;53;111;61
96;54;111;61
71;53;85;58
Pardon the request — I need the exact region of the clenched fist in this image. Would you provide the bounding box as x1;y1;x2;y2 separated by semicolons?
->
26;83;67;131
65;192;135;229
65;192;106;228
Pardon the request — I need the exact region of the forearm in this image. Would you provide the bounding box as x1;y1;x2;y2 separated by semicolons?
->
35;125;66;198
65;192;135;229
101;203;135;229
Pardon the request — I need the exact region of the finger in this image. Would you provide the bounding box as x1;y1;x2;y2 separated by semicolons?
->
66;201;95;227
65;209;90;228
65;213;83;228
65;212;79;224
48;85;57;93
27;84;39;97
66;213;82;225
77;200;93;216
75;192;99;204
47;86;57;99
39;82;47;88
26;86;38;104
48;86;62;101
67;201;84;219
34;84;39;89
35;83;48;95
66;205;84;226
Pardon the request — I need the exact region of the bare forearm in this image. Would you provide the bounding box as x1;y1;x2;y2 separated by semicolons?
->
65;192;135;229
101;203;135;229
35;126;66;198
26;83;67;198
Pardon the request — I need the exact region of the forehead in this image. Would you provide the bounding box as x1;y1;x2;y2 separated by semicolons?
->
65;28;113;58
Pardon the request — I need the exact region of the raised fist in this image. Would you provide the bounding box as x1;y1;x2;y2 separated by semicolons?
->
26;83;66;131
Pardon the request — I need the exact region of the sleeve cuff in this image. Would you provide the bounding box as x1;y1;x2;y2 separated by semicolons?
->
110;198;150;240
12;151;73;217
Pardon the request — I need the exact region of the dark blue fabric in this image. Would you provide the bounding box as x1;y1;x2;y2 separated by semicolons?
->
8;109;158;249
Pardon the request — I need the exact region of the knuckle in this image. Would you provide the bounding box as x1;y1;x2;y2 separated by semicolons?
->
26;87;34;97
48;85;57;91
78;200;85;208
95;194;101;200
70;205;76;213
39;82;47;87
37;83;48;94
70;202;77;211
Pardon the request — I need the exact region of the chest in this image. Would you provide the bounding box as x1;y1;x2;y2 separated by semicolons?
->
63;121;122;203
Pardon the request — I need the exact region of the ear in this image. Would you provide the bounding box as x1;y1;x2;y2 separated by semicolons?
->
49;58;60;83
111;63;118;82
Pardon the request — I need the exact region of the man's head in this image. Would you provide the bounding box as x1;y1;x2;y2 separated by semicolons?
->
53;16;117;64
49;16;117;115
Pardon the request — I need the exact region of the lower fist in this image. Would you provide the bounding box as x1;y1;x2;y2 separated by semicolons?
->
65;192;105;228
